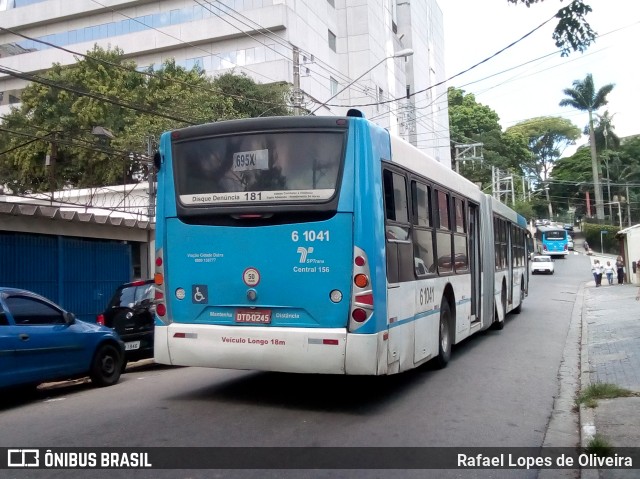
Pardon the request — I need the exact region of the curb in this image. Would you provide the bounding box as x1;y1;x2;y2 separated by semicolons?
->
538;280;583;479
579;282;598;479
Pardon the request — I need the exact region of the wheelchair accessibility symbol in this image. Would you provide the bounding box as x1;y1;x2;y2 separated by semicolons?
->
192;285;208;303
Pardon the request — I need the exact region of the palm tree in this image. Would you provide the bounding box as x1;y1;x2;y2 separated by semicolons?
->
559;74;614;220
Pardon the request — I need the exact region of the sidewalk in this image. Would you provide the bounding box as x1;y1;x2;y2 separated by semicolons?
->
580;275;640;478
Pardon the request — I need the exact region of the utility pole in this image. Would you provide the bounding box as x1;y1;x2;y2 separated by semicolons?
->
492;166;515;206
626;184;632;227
454;143;483;174
147;135;156;220
45;135;57;205
292;46;301;116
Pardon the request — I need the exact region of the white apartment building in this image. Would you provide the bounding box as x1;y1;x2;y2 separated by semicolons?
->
0;0;451;166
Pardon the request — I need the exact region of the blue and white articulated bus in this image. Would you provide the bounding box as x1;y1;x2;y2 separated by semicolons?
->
152;111;530;375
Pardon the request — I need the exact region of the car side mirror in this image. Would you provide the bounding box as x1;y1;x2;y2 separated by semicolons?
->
64;312;76;325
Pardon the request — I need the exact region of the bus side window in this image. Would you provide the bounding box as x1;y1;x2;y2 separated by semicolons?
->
412;181;435;276
383;169;412;283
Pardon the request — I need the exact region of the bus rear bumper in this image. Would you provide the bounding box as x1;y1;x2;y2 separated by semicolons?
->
154;324;382;375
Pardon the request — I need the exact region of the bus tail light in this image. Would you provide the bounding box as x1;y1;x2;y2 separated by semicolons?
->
349;246;373;332
352;308;367;322
154;248;171;324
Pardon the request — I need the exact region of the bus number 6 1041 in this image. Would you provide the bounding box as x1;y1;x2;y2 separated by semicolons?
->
419;287;434;306
291;230;330;242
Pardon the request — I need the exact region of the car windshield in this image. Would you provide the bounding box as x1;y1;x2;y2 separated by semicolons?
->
533;257;551;262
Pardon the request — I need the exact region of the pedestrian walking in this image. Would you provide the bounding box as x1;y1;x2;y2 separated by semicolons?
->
591;260;604;287
604;261;615;285
616;255;625;284
584;240;590;253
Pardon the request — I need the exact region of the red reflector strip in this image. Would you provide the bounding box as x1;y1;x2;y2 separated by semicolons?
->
308;338;340;345
173;332;197;339
383;332;389;341
355;293;373;305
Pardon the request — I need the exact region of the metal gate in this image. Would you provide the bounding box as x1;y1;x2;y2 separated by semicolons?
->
0;232;132;322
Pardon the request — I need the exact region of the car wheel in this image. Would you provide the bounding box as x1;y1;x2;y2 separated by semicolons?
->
90;344;122;387
435;299;452;369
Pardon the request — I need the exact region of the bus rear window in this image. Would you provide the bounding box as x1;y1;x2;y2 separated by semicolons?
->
545;231;565;240
173;131;345;206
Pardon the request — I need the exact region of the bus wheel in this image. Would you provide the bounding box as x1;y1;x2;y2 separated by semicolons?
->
436;300;452;369
513;281;524;314
492;285;506;330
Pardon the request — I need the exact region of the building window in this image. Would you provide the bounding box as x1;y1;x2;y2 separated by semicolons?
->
330;77;339;96
328;30;337;52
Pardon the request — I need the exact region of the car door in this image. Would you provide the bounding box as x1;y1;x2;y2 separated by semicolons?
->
4;294;86;383
0;303;22;388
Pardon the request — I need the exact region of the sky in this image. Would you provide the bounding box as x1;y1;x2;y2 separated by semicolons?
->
439;0;640;155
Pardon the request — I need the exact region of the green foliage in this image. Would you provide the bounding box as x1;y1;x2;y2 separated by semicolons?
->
507;0;596;55
212;72;291;118
578;382;635;407
507;116;581;183
559;73;614;114
512;200;535;220
581;222;620;254
0;47;292;193
448;87;529;195
585;434;613;456
548;147;593;218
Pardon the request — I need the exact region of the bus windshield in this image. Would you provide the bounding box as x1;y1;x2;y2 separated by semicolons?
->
173;131;346;206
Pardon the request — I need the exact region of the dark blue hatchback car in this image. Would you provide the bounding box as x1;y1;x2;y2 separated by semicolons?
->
0;287;125;390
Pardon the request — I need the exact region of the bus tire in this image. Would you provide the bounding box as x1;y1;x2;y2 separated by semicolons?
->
493;284;507;330
513;280;524;314
436;300;452;369
492;305;505;330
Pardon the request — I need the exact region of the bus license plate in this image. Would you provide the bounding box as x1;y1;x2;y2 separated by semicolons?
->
235;309;272;324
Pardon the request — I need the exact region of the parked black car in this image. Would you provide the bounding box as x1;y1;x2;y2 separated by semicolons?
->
97;280;155;370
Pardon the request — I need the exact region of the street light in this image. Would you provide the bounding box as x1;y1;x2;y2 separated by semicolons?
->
600;230;608;254
309;48;414;115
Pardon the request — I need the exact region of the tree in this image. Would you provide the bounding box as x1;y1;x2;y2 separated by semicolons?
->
548;146;593;218
0;46;292;193
212;72;291;118
448;87;529;199
507;0;596;55
591;110;620;152
507;116;580;217
559;73;615;220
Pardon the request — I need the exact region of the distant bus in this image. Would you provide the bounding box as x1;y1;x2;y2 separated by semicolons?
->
152;112;530;375
534;226;568;258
